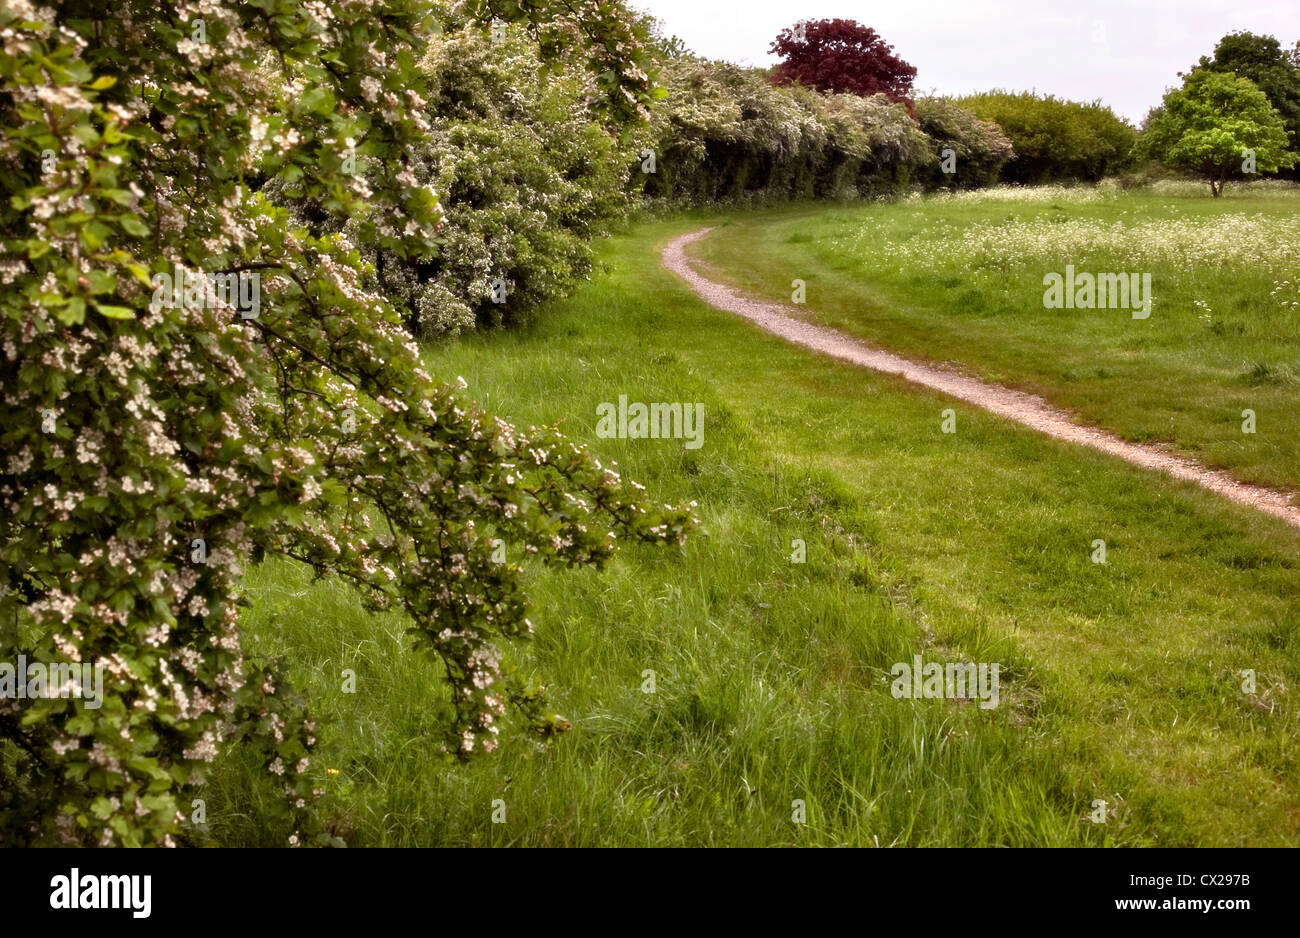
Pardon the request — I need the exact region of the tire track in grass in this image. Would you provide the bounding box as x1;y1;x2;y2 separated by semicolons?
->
663;226;1300;531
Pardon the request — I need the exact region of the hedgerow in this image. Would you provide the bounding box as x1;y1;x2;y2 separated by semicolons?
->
914;96;1015;189
278;22;1015;338
268;22;637;338
641;58;933;204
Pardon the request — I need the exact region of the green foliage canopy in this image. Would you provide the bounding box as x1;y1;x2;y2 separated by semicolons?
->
1140;68;1297;195
956;90;1136;184
1196;30;1300;155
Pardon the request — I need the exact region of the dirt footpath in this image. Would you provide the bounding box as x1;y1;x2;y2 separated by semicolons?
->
663;227;1300;531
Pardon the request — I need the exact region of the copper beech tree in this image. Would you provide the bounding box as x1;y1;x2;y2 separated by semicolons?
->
768;19;917;104
0;0;694;847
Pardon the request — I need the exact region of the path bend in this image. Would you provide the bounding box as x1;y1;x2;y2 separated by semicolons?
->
662;226;1300;531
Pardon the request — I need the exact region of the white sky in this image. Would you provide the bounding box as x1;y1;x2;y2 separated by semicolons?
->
630;0;1300;124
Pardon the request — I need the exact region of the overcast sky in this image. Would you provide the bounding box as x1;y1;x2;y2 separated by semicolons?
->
629;0;1300;124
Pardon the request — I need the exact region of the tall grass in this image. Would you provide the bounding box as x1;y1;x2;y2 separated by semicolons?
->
208;209;1300;846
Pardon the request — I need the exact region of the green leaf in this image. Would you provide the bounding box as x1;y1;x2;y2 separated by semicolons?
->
56;297;86;325
118;215;150;237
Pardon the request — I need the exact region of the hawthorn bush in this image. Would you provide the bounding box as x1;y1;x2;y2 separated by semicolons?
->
956;90;1136;183
914;97;1015;189
270;21;638;338
641;58;932;203
0;0;694;848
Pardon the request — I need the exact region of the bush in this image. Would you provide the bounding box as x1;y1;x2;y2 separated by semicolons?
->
269;25;636;339
641;58;932;204
0;0;693;848
914;97;1015;189
956;90;1136;183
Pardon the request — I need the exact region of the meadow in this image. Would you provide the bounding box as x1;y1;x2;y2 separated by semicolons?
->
208;192;1300;847
691;181;1300;490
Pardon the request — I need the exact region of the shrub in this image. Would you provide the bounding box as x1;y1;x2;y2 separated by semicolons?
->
642;58;931;204
914;97;1015;189
956;90;1136;183
268;25;636;339
0;0;693;848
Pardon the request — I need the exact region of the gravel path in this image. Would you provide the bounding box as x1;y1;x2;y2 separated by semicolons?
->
663;226;1300;531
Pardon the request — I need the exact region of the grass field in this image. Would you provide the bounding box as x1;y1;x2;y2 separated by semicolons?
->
692;181;1300;491
210;197;1300;847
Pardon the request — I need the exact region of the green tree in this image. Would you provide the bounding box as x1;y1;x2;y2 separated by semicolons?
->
1195;31;1300;156
1140;68;1297;196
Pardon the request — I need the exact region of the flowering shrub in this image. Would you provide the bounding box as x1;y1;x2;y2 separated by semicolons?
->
265;18;641;338
642;58;932;204
914;97;1015;190
0;0;694;848
361;26;633;336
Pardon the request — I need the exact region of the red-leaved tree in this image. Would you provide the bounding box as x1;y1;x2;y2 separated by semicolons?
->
769;19;917;103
